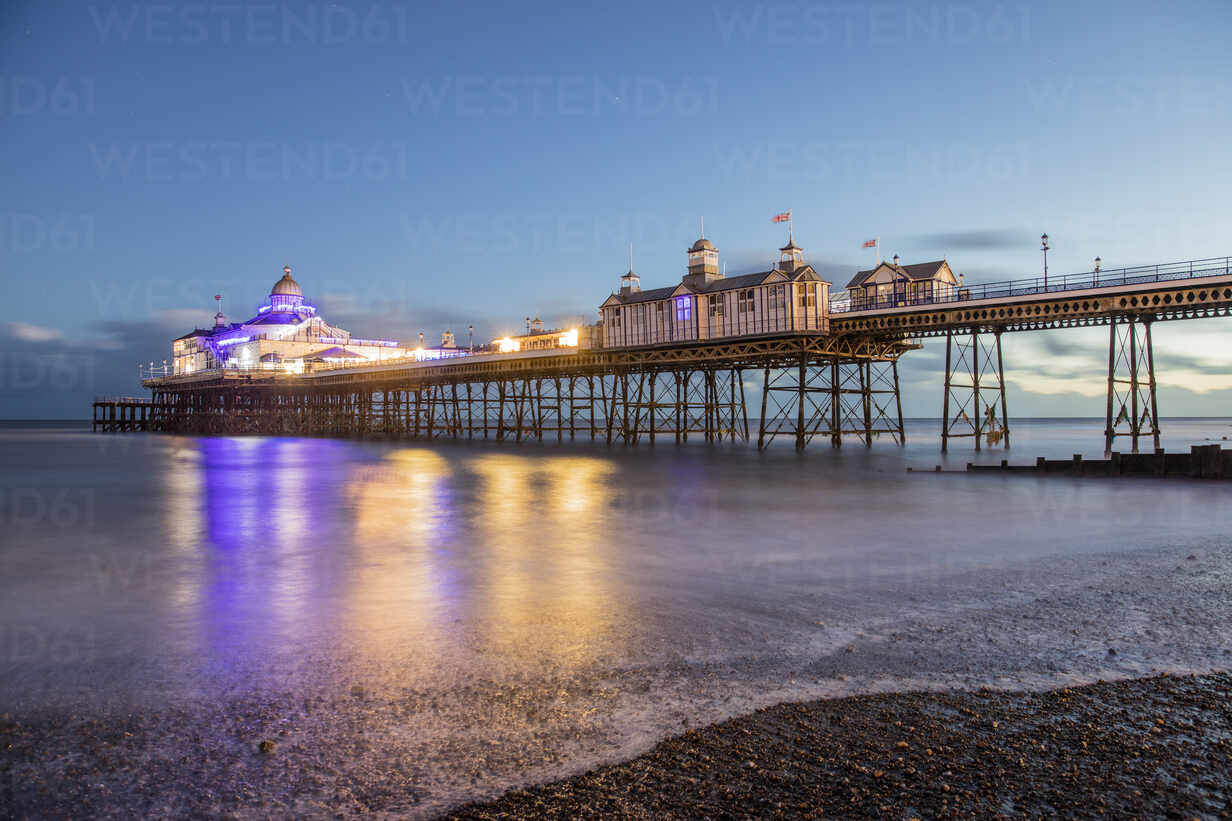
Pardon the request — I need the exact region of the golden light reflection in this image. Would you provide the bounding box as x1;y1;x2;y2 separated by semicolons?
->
470;453;620;668
346;449;454;663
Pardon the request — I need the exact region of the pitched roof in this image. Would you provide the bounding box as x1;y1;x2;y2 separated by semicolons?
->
607;284;681;305
606;266;830;305
845;260;948;290
696;270;782;292
306;346;366;360
246;311;303;326
174;328;213;341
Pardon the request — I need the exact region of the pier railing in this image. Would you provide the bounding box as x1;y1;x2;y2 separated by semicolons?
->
94;395;151;404
830;255;1232;313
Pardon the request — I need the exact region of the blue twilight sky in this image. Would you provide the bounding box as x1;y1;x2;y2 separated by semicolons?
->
2;0;1231;418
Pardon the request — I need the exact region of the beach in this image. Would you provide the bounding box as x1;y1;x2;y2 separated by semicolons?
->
1;421;1230;817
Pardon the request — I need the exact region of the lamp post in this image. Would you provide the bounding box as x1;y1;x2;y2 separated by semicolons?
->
1040;233;1049;290
468;324;473;353
1094;256;1101;287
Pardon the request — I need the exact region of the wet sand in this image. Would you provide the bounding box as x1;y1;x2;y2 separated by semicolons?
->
446;672;1232;819
2;672;1228;819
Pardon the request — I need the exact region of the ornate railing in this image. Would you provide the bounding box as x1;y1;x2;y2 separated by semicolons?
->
830;256;1232;313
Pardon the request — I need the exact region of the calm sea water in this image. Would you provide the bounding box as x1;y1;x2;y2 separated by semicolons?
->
1;419;1230;814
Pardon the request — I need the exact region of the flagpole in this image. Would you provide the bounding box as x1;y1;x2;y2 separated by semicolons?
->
876;236;881;266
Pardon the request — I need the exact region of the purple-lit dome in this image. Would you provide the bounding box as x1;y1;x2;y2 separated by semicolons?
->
271;265;302;297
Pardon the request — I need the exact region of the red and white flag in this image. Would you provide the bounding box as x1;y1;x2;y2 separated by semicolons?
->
862;239;877;248
772;211;791;223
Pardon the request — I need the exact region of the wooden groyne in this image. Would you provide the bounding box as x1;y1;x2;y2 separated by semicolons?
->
910;444;1231;480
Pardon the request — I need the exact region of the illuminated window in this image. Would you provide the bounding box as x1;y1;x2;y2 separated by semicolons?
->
675;296;691;321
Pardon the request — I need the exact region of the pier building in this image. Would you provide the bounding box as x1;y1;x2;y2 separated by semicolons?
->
843;257;959;310
599;230;829;348
171;265;420;375
492;318;593;353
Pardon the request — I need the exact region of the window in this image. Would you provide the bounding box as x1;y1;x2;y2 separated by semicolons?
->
611;308;621;328
738;288;755;313
656;302;664;314
774;285;786;313
797;285;816;311
675;295;692;321
708;295;724;317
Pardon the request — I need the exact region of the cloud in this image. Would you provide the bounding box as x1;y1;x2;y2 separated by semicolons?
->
154;308;213;330
1004;369;1106;397
5;322;63;343
909;229;1024;251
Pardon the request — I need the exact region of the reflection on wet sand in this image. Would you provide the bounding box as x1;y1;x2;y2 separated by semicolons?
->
161;443;204;613
469;454;620;669
342;450;624;676
194;437;348;675
347;449;458;665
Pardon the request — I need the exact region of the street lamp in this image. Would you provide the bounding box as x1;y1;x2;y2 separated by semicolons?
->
1040;233;1049;290
468;324;473;353
1094;256;1101;286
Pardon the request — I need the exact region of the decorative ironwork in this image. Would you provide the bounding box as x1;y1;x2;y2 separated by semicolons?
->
941;328;1009;452
1104;315;1160;454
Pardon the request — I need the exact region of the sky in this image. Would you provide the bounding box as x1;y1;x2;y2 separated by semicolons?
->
2;0;1231;419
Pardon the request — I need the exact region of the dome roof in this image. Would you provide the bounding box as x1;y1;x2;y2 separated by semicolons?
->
689;237;716;252
271;265;302;297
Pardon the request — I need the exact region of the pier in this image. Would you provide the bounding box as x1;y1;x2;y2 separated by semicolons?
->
92;396;154;433
129;254;1232;451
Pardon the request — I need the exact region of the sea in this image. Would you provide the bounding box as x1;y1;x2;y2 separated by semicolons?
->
1;418;1230;816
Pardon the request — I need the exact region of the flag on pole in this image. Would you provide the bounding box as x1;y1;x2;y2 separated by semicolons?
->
772;212;791;223
862;239;877;248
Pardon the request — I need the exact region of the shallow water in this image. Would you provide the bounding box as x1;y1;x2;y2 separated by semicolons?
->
1;419;1230;816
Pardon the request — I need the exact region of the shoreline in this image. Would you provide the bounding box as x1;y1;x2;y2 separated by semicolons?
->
443;671;1231;819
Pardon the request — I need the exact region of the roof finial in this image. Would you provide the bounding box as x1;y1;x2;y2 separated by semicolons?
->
629;241;633;273
283;261;291;276
700;216;705;239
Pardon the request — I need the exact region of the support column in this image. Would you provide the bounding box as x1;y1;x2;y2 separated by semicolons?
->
942;327;1009;452
1105;314;1161;454
795;352;807;451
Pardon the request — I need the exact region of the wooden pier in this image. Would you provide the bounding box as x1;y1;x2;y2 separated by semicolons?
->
92;396;154;432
